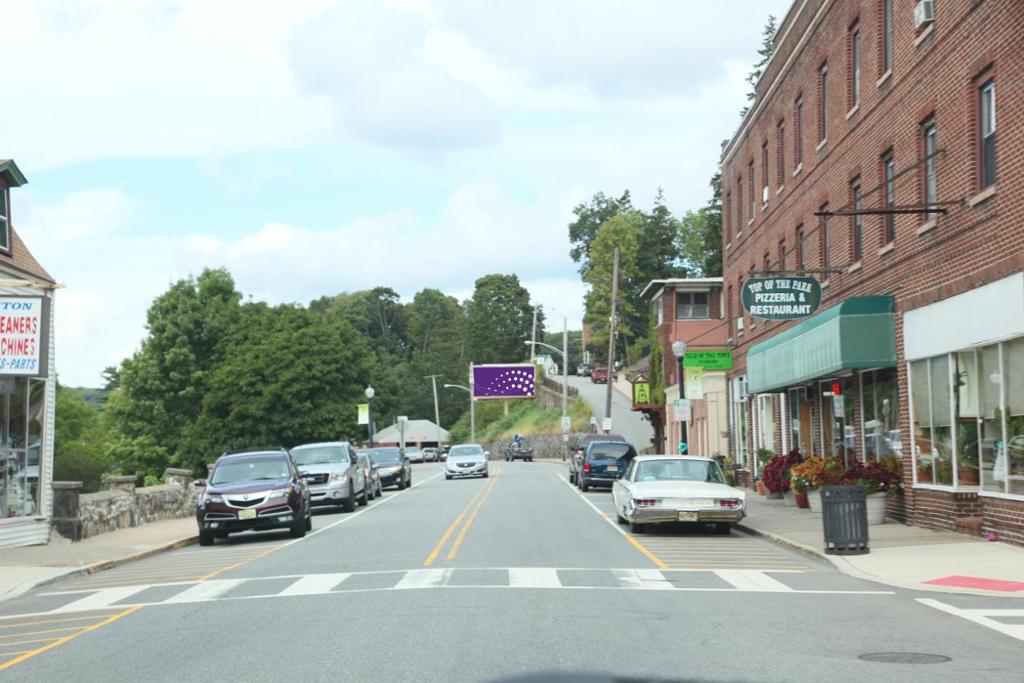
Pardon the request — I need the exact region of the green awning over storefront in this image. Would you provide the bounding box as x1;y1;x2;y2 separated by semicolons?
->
746;296;896;394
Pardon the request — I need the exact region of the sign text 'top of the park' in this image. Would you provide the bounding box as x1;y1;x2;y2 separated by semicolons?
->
741;277;822;320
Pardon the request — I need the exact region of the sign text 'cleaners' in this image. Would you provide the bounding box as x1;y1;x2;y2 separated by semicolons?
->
0;298;44;374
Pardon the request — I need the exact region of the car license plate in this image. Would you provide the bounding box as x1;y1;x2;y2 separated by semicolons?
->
606;465;618;473
677;511;698;522
237;509;257;520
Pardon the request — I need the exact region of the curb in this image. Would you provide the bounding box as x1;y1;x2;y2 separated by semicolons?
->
1;535;198;603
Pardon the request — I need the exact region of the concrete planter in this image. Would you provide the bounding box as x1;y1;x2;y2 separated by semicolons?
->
866;492;887;525
782;490;796;507
766;490;783;500
807;489;822;513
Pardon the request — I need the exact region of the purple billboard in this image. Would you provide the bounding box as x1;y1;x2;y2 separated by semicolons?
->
472;364;536;399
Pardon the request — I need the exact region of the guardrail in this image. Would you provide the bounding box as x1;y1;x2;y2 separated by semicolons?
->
541;375;578;397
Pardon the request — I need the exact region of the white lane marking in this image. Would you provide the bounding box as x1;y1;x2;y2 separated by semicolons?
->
918;599;1024;643
282;470;443;548
54;585;152;613
713;570;793;592
508;568;562;588
614;569;674;590
394;569;452;590
278;573;352;596
164;579;245;603
556;472;628;537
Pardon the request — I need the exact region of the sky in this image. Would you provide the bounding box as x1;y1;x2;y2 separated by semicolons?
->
2;0;793;386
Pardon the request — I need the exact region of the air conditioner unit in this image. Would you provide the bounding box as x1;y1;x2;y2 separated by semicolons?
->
914;0;934;29
735;317;745;331
762;186;769;204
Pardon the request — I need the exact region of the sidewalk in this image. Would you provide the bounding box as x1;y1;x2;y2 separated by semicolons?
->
0;517;197;603
739;493;1024;597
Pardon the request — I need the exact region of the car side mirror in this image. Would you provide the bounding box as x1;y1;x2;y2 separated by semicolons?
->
193;479;207;488
484;451;491;458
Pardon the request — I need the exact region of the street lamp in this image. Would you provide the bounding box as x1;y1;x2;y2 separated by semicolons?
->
671;340;688;455
444;383;475;443
525;316;571;461
364;385;375;448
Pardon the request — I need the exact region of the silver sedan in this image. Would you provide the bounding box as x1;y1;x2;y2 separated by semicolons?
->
445;444;489;479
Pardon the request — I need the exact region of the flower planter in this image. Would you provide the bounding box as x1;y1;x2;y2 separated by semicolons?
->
755;480;766;496
795;491;809;508
866;492;886;525
958;466;980;486
807;489;822;512
782;490;796;506
766;489;783;499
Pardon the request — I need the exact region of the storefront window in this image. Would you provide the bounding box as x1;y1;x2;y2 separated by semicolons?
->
1006;338;1024;496
979;344;1002;493
862;368;901;461
911;357;953;485
0;378;43;518
954;351;981;486
758;394;775;454
789;388;812;456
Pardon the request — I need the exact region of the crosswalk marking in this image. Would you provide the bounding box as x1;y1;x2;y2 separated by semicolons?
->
918;599;1024;643
713;570;794;592
279;573;352;596
614;569;674;590
509;568;561;588
395;569;451;590
54;586;152;613
164;579;244;603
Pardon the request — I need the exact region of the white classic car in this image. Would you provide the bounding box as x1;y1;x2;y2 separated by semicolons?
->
611;455;746;535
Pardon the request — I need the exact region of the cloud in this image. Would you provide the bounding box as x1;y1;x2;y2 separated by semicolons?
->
289;0;501;152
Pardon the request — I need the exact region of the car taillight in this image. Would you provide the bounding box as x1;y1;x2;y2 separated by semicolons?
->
718;499;742;508
582;463;591;473
634;498;656;507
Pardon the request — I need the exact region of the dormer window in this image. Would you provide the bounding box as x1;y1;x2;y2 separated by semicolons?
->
0;184;9;253
676;291;709;319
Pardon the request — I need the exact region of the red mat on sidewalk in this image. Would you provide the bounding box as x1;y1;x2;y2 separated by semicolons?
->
924;575;1024;592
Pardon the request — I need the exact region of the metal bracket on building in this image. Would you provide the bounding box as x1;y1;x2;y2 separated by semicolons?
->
815;200;964;217
751;268;846;277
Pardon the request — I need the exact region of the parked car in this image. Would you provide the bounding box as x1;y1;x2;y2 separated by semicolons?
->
577;364;592;377
195;448;311;546
405;447;424;464
578;440;638;492
445;444;489;479
291;441;370;511
422;447;439;462
365;447;412;490
591;367;609;383
505;437;534;462
357;451;382;499
569;433;626;484
439;446;449;461
611;455;746;534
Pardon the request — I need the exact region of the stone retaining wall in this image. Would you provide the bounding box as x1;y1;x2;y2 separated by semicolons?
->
52;468;200;541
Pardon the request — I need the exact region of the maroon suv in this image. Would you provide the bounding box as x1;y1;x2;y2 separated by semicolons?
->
195;450;311;546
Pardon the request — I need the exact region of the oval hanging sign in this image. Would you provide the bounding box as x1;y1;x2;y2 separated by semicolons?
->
741;277;822;320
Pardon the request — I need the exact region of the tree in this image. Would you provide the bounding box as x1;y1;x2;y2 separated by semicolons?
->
636;189;686;283
741;15;778;118
402;289;470;427
465;274;536;365
583;212;644;359
53;384;114;492
678;172;723;277
567;191;633;276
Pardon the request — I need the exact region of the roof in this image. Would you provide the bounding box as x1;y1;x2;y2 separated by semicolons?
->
640;278;724;300
0;160;27;188
373;419;451;444
0;161;56;285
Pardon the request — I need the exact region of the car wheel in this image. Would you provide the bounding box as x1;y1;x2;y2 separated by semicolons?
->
289;511;306;538
580;478;590;492
482;470;489;478
215;531;228;539
357;486;368;507
445;474;452;480
715;522;732;535
377;481;383;497
569;472;576;484
629;519;645;534
616;510;626;525
198;530;214;546
305;508;312;531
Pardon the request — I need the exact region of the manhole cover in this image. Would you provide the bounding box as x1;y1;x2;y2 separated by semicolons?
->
859;652;951;664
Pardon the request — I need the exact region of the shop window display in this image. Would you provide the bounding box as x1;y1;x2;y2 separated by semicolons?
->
0;378;44;519
862;368;901;461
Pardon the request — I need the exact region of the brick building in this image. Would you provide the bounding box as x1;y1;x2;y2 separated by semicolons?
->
720;0;1024;545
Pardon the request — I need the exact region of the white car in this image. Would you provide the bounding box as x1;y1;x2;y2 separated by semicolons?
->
611;455;745;535
445;444;489;479
405;448;424;463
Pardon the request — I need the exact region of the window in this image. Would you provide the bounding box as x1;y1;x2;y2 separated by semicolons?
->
979;79;997;188
655;295;663;326
737;176;744;231
725;191;732;242
911;356;954;485
0;186;8;252
850;26;861;109
851;177;863;261
778;239;786;272
732;377;750;469
776;119;786;185
882;150;896;243
747;160;755;218
819;62;829;141
675;291;709;319
795;225;804;269
0;379;46;519
882;0;894;75
795;96;804;166
922;117;938;218
862;368;901;461
761;141;769;203
757;394;775;454
819;204;830;272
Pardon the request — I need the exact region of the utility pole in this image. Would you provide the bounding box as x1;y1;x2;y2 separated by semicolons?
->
530;306;538;362
469;363;476;443
425;374;443;451
604;247;619;433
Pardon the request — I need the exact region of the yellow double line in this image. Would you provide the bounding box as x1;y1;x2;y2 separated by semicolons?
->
424;468;501;565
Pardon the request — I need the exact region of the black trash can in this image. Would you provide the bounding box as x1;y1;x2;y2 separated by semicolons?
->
821;485;869;555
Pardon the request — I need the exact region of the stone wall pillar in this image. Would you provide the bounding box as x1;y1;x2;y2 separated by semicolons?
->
51;481;83;541
107;475;138;495
163;468;193;488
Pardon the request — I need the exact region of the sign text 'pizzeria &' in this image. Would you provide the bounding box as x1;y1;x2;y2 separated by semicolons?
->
741;277;822;320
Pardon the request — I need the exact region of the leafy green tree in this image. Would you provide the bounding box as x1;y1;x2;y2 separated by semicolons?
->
465;274;537;365
401;288;470;427
679;172;723;277
53;384;114;492
583;212;643;358
567;191;633;276
741;15;778;117
542;329;583;371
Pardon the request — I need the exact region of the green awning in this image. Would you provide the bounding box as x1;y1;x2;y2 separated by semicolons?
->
746;296;896;394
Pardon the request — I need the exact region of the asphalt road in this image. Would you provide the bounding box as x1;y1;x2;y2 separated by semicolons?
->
567;375;655;451
1;462;1021;682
